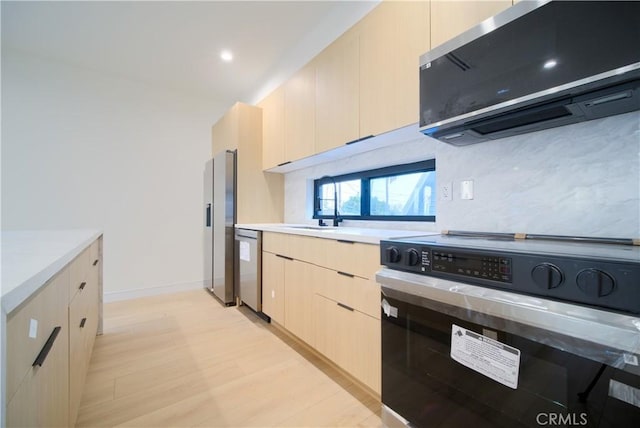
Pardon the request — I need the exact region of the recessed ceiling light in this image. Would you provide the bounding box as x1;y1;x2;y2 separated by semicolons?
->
543;59;557;69
220;50;233;62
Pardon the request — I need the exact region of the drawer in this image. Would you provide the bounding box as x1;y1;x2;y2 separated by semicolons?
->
326;240;380;279
6;268;70;402
88;238;101;268
68;277;99;426
69;238;101;303
315;270;381;319
288;234;328;266
69;247;91;302
263;232;289;255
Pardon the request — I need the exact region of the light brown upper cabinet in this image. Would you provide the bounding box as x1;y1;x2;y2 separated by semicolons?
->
358;1;430;137
284;62;316;162
258;87;285;170
315;28;360;154
211;102;283;223
430;0;512;49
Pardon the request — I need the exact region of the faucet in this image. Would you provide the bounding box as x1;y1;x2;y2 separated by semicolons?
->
320;175;342;227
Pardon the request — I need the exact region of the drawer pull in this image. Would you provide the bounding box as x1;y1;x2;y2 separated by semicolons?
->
79;282;86;290
276;254;294;261
93;259;99;266
345;134;374;146
337;302;354;312
32;326;61;367
337;239;355;244
277;161;292;167
337;271;354;278
80;318;87;328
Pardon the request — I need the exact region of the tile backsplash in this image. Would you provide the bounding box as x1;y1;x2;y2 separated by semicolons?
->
284;111;640;238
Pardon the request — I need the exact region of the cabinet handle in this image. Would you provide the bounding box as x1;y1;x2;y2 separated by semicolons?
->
337;239;355;244
276;254;294;261
337;302;354;312
80;318;87;328
32;326;61;367
277;161;292;167
345;135;374;146
93;259;99;266
337;271;354;278
79;282;86;290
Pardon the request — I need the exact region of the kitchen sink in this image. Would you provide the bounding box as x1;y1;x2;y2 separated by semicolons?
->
287;225;339;231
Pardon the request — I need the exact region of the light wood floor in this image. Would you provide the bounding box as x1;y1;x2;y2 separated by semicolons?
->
77;289;382;427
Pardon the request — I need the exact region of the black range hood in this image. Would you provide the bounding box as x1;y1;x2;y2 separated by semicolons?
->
419;0;640;146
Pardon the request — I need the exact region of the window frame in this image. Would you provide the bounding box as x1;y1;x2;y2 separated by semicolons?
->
313;159;436;222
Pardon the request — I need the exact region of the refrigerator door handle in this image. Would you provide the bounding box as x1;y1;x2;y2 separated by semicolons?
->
206;203;212;227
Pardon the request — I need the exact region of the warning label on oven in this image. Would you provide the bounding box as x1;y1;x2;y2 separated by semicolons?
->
450;324;520;389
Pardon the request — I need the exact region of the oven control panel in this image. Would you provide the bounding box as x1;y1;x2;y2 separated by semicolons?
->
382;244;512;283
380;240;640;314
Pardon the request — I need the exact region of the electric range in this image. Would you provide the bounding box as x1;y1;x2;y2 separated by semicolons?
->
380;231;640;314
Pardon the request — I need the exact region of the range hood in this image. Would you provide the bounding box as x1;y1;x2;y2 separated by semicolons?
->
419;0;640;146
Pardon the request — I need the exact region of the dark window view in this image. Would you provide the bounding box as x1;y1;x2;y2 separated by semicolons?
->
314;160;436;222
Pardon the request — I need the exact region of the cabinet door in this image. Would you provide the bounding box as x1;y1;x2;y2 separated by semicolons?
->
313;294;381;394
6;268;70;403
6;270;70;427
430;0;512;48
211;104;239;154
284;259;316;345
349;310;380;393
262;252;285;324
359;1;430;136
284;63;316;162
315;29;360;153
6;317;70;428
258;87;286;170
312;294;342;364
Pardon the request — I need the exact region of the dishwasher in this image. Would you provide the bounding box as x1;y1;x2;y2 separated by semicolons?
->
234;229;269;321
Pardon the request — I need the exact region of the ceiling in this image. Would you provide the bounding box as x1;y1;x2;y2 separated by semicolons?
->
1;1;378;107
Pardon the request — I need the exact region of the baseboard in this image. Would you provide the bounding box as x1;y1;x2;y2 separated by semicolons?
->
103;280;207;303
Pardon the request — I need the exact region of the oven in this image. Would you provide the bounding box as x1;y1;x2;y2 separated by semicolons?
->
377;233;640;428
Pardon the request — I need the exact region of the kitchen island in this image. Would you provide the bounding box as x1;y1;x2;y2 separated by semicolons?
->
1;229;103;427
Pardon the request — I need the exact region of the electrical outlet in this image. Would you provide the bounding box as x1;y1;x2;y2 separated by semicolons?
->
441;182;453;201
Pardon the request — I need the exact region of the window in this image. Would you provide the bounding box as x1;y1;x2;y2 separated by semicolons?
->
314;160;436;222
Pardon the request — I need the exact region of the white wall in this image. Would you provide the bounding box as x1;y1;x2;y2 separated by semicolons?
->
284;111;640;238
1;50;225;298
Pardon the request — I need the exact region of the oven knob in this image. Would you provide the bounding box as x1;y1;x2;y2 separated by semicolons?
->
386;247;401;264
531;263;563;289
576;269;615;297
405;249;420;266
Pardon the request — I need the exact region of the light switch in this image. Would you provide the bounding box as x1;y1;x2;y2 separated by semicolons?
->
461;180;474;200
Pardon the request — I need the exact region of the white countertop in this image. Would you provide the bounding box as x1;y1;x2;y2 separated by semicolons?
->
1;229;102;314
235;223;436;245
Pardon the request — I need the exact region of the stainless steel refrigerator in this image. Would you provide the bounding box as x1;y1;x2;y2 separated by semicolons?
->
204;150;236;306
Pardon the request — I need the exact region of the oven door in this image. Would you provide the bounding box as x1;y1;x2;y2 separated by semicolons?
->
378;269;640;428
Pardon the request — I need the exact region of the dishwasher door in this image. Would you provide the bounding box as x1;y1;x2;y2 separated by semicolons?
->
235;229;262;313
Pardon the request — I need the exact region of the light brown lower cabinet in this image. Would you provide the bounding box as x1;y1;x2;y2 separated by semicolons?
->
260;232;381;395
6;236;102;427
284;259;316;346
313;293;380;393
262;252;285;325
6;269;70;428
